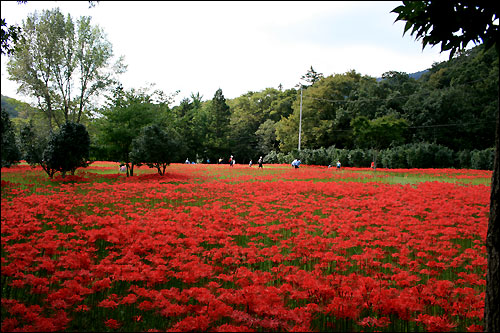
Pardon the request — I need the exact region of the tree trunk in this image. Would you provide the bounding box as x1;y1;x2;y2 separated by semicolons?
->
485;102;500;331
127;162;134;177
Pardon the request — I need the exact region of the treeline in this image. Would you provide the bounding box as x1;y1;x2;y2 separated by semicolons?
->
265;143;495;170
2;44;498;174
167;44;497;168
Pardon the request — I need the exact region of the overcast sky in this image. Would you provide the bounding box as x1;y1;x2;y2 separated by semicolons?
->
1;1;453;106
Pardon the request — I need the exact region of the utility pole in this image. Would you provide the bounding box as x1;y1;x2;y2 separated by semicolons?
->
298;86;303;151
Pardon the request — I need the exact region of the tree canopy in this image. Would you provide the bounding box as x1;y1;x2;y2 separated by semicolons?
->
6;7;124;130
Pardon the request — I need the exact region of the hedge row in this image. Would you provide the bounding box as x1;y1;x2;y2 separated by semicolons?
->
264;143;495;170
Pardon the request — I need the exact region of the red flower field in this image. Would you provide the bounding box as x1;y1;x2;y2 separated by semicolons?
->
1;162;491;331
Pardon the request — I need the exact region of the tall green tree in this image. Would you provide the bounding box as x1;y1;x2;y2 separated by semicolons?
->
228;88;291;161
205;88;231;160
255;119;278;156
96;86;172;176
172;92;207;162
297;66;324;88
7;8;124;130
404;45;497;151
277;71;367;151
392;1;499;330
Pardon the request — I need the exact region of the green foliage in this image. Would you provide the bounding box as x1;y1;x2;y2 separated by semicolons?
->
171;93;207;162
130;124;184;175
6;7;121;129
5;4;497;169
255;119;278;156
264;144;494;170
404;142;455;169
205;88;231;159
96;86;172;176
392;1;499;57
42;122;90;178
298;66;324;88
380;143;461;169
456;149;472;169
351;115;408;150
470;148;495;170
348;148;372;167
380;145;410;169
1;95;19;118
1;108;21;167
19;121;47;166
1;17;22;55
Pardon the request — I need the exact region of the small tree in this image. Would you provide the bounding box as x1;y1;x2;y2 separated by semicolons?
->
130;124;183;175
1;108;21;167
42;122;91;178
20;121;47;167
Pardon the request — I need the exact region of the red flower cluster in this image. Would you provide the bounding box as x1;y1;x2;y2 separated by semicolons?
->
1;163;489;331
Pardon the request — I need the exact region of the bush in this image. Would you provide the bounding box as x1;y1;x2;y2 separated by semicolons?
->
271;143;492;170
470;148;495;170
405;142;454;168
263;150;279;164
456;150;472;169
1;108;21;167
380;146;409;168
20;121;47;166
349;148;371;167
328;147;350;167
130;124;183;175
42;122;91;178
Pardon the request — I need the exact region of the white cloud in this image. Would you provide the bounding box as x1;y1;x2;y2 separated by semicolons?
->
1;1;452;105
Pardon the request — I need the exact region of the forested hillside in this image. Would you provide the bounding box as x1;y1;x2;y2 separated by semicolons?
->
2;44;498;168
166;44;497;165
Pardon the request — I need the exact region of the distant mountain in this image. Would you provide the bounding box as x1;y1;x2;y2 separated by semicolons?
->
1;95;19;118
408;69;428;80
376;69;429;82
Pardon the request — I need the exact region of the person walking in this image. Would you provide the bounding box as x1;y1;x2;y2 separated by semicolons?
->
258;156;263;169
336;160;341;169
229;155;234;167
249;159;253;167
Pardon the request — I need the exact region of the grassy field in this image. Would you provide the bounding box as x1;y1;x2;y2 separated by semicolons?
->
1;162;492;332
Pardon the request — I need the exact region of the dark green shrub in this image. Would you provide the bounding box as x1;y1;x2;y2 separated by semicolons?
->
1;108;21;167
471;148;495;170
129;124;183;175
456;150;472;169
348;148;371;167
42;122;91;178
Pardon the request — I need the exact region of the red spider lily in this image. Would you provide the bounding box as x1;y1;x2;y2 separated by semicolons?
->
75;304;90;312
104;318;121;329
415;314;458;332
358;316;391;328
167;314;210;332
467;324;484;332
1;164;490;331
212;323;254;332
